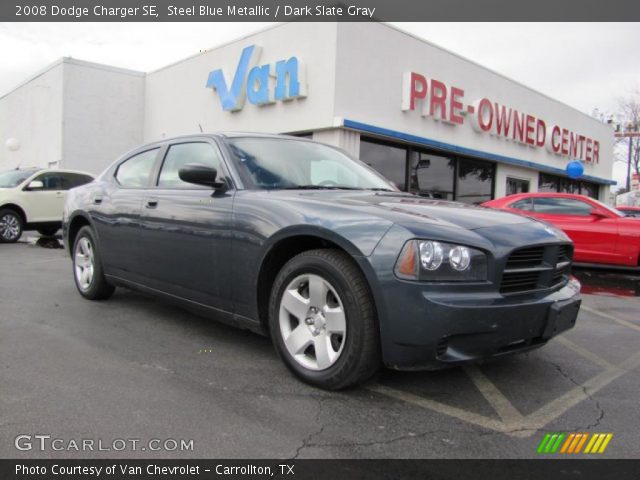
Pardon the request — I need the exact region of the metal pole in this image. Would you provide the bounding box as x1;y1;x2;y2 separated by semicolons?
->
627;135;633;191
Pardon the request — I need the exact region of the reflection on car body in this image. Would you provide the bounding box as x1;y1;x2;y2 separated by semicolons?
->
63;133;581;389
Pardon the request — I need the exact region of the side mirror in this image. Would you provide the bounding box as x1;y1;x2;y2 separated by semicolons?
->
27;180;44;190
178;163;225;189
590;209;607;219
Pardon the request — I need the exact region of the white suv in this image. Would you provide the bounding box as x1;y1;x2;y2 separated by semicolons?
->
0;168;94;243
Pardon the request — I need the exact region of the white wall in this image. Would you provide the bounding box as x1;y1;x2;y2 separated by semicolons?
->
144;23;339;142
62;59;145;174
0;62;64;171
333;23;615;184
494;164;540;198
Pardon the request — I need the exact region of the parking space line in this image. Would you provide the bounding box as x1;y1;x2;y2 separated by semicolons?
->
554;336;614;369
464;366;524;423
366;383;509;433
581;305;640;333
369;349;640;438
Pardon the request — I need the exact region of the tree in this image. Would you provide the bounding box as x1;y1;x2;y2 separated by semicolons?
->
616;88;640;178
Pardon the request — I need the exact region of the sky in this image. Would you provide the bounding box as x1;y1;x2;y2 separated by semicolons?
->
0;22;638;184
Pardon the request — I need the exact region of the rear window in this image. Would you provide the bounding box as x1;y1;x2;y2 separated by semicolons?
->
116;149;159;188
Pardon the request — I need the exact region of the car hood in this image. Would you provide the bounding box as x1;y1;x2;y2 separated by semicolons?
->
260;190;532;231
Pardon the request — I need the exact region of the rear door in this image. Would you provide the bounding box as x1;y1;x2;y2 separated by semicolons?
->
137;139;236;311
91;148;161;279
531;196;619;264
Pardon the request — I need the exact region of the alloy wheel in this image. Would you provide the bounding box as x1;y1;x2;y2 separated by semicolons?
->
278;273;347;371
0;213;21;241
74;237;95;291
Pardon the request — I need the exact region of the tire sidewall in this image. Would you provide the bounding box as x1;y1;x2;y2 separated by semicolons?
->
72;226;105;298
0;209;23;243
269;253;367;386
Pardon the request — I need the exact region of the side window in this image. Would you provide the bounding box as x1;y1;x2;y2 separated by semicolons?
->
510;198;533;211
63;173;94;189
533;197;593;216
32;172;68;191
158;142;223;188
115;149;159;188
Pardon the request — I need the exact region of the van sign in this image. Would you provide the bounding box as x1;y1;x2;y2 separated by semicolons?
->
206;44;306;112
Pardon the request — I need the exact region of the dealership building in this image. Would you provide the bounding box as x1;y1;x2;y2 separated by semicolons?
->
0;22;616;202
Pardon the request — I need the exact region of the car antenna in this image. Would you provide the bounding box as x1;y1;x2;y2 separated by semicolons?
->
198;123;204;133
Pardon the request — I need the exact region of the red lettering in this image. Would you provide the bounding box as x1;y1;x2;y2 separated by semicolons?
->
593;140;600;164
449;87;464;124
585;138;593;163
551;125;561;153
577;135;585;158
408;73;427;110
477;98;493;132
429;79;448;121
536;119;546;147
513;111;525;142
494;104;512;137
569;132;578;158
525;114;535;145
561;128;569;155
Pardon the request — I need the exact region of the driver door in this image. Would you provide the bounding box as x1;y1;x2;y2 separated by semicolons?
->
20;172;68;222
137;140;236;312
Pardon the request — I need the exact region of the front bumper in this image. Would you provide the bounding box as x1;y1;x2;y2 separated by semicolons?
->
377;278;581;371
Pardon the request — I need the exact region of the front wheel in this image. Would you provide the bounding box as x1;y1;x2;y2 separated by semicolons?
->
269;249;380;389
0;209;23;243
72;226;115;300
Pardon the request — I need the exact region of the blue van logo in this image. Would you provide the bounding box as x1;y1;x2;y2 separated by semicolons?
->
206;44;306;112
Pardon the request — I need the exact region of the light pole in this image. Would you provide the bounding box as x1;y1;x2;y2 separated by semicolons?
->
615;129;639;192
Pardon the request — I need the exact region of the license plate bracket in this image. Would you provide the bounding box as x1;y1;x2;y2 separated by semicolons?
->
542;298;581;339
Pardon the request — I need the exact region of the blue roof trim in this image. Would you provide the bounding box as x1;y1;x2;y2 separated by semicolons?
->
343;119;617;186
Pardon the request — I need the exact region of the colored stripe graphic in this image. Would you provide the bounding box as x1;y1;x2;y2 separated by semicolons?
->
539;433;613;454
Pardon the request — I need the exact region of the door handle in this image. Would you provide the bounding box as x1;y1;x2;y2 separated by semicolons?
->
145;199;158;209
93;196;103;205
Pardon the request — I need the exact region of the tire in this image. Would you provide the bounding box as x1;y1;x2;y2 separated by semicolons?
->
72;226;115;300
269;249;380;390
0;208;23;243
37;227;59;236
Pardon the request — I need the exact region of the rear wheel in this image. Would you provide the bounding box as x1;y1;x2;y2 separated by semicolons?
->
72;226;115;300
0;209;23;243
269;249;380;389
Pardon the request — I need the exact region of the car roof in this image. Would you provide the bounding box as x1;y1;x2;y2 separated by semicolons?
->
500;192;597;201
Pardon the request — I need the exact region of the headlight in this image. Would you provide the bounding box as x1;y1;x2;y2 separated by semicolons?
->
394;240;488;282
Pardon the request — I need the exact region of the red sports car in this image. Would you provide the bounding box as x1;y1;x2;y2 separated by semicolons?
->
483;193;640;268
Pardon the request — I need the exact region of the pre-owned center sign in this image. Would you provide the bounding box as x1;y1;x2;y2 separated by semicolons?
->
402;72;600;164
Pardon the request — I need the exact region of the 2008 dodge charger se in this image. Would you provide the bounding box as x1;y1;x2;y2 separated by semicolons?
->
63;133;581;389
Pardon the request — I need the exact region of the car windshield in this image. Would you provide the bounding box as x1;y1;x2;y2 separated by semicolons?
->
0;169;38;188
227;137;397;191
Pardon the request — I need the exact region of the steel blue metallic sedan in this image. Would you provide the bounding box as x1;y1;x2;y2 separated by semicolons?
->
63;133;581;389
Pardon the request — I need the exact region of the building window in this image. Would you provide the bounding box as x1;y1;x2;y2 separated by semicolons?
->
359;137;496;204
359;138;408;190
506;177;530;195
456;158;494;204
409;150;455;199
538;173;599;199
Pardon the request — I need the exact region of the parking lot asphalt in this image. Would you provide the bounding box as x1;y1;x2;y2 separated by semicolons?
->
1;238;639;459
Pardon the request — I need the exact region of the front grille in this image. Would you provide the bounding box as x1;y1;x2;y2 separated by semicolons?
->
500;244;573;295
505;246;545;269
